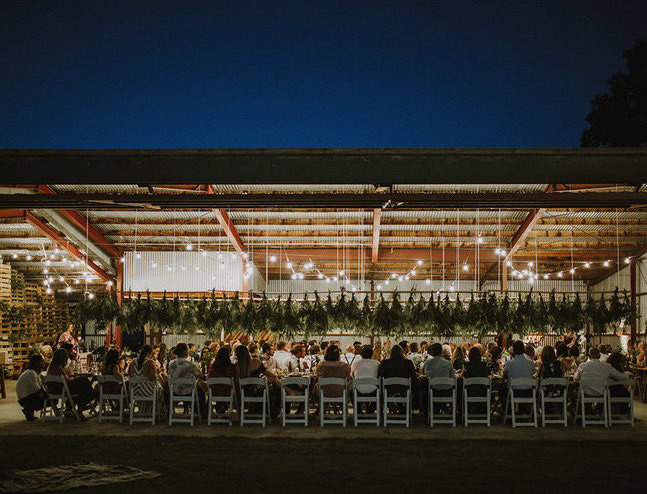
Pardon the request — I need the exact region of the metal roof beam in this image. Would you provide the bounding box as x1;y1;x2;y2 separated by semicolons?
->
371;209;381;264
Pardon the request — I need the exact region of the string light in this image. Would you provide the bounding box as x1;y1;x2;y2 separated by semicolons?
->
269;255;277;263
186;243;193;251
603;260;610;267
625;257;630;264
65;286;71;293
462;264;469;271
417;260;423;265
120;256;126;263
152;261;157;268
26;255;32;261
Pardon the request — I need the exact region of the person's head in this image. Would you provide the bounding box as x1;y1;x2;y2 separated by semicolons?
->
333;340;341;348
345;344;355;354
117;357;127;371
188;343;196;352
50;348;69;368
556;342;568;358
277;341;287;351
390;344;406;360
420;341;428;352
320;341;329;352
138;344;153;367
262;343;274;356
524;344;535;359
65;323;74;334
292;344;305;359
174;342;189;359
384;340;392;350
598;343;608;354
512;340;525;357
490;346;503;361
353;343;362;355
324;344;340;362
248;343;258;355
213;346;232;373
607;352;624;373
234;345;251;378
158;343;167;358
152;345;160;360
27;354;45;372
360;345;373;359
468;346;481;363
430;343;443;357
442;344;452;360
487;341;496;352
204;340;211;348
409;342;419;354
541;345;556;364
398;340;409;353
309;345;320;356
452;345;466;362
103;348;120;373
588;347;601;360
568;346;580;359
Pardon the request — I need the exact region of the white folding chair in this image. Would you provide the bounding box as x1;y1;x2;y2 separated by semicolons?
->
463;377;491;427
319;377;347;427
97;375;126;423
382;377;411;427
41;375;81;422
608;377;635;427
129;375;158;425
539;378;568;427
281;376;310;426
352;377;381;426
239;377;270;426
428;377;457;427
504;378;538;427
206;377;235;426
169;376;200;426
575;377;609;428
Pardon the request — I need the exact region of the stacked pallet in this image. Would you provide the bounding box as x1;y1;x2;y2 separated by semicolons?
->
0;263;11;370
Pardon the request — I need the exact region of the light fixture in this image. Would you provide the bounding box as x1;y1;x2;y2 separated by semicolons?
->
398;276;404;282
243;252;249;259
74;279;80;284
65;286;71;293
405;275;410;280
120;256;126;263
625;257;631;264
385;279;390;285
570;268;575;274
54;248;60;254
291;273;297;280
543;274;549;280
107;280;113;287
411;270;416;276
425;278;431;284
506;261;512;267
603;260;610;267
477;236;483;244
186;243;193;251
557;271;563;278
449;285;455;292
59;276;64;282
417;259;423;265
494;248;501;255
391;273;397;279
462;264;469;271
339;270;345;276
286;262;292;269
584;262;590;268
45;260;51;266
152;261;157;268
345;278;350;284
26;255;32;261
325;277;330;283
528;261;534;267
317;272;323;279
48;276;53;282
46;288;52;294
269;255;277;263
332;276;338;282
87;293;94;299
43;268;48;274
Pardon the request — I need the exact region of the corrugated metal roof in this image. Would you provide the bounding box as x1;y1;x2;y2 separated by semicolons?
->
381;224;518;232
229;211;372;220
93;223;223;233
380;236;511;243
0;223;37;232
236;224;372;232
89;211;209;220
210;184;374;193
544;211;647;220
535;223;647;232
382;210;526;220
52;184;149;193
0;237;53;245
392;184;548;193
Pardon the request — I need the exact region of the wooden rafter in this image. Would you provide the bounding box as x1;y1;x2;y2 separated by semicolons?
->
371;209;381;264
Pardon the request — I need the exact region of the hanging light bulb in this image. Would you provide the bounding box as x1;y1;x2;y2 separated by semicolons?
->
107;280;113;287
425;278;431;285
477;236;483;244
417;259;423;265
528;277;534;284
405;275;410;280
65;286;71;293
186;243;193;251
557;271;563;278
325;277;331;283
291;273;297;280
385;279;390;285
43;268;48;274
500;249;506;257
391;273;397;279
88;293;94;299
543;274;549;280
377;284;382;290
449;285;455;292
48;276;53;282
339;270;345;276
286;262;292;269
584;262;590;268
74;279;80;284
411;270;416;276
46;287;52;294
528;261;534;267
494;248;501;255
624;257;630;264
398;276;404;282
152;261;157;268
317;272;323;279
603;260;610;267
243;252;249;259
506;261;512;267
462;264;469;271
269;255;277;263
345;278;350;284
569;268;575;274
26;254;32;261
299;273;304;280
201;250;207;257
332;276;338;282
59;276;64;282
45;259;51;266
120;256;126;263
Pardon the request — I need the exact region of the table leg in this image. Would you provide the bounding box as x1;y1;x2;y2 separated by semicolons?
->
0;364;6;399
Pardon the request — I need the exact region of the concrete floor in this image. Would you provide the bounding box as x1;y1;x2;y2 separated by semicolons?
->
2;379;646;441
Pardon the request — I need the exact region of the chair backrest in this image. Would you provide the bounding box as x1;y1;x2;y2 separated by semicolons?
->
239;377;267;387
319;377;347;387
382;377;411;388
429;377;456;389
129;375;155;397
540;378;568;388
206;377;234;387
281;376;310;387
463;377;490;388
579;376;608;396
352;377;380;389
42;375;66;395
170;377;196;387
97;375;121;385
509;378;537;389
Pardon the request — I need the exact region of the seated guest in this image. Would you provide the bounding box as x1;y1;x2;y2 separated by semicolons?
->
261;343;279;371
503;340;535;381
637;342;646;365
351;345;380;394
488;346;503;376
47;348;94;418
398;340;409;355
598;344;610;363
235;344;280;418
524;344;536;361
424;343;455;385
407;342;425;369
538;345;563;378
286;344;308;372
574;347;631;396
168;342;205;412
341;344;361;366
304;345;322;368
379;345;416;381
451;345;466;371
606;352;631;397
442;344;452;361
17;354;47;421
315;345;351;398
372;341;382;361
100;348;125;396
563;345;581;374
462;346;488;379
273;341;292;370
208;347;236;411
129;344;166;418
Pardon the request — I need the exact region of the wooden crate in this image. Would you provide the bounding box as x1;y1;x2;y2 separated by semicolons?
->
0;263;11;302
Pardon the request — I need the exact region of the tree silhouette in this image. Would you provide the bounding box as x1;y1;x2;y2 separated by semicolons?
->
581;39;647;147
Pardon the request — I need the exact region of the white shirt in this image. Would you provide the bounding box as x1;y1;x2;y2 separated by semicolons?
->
503;355;536;389
351;359;379;393
574;358;630;396
341;352;361;366
285;354;308;372
274;350;292;370
599;353;609;363
16;369;42;401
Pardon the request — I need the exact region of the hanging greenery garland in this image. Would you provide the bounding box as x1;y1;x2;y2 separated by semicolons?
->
72;287;636;339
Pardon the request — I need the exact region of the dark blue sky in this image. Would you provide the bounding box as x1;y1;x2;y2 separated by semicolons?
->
1;1;645;148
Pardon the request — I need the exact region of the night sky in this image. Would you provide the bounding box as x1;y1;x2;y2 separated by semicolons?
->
1;1;646;149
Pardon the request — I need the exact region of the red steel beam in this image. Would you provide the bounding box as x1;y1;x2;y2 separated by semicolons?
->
38;185;122;259
371;209;381;264
630;258;637;342
25;211;112;282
